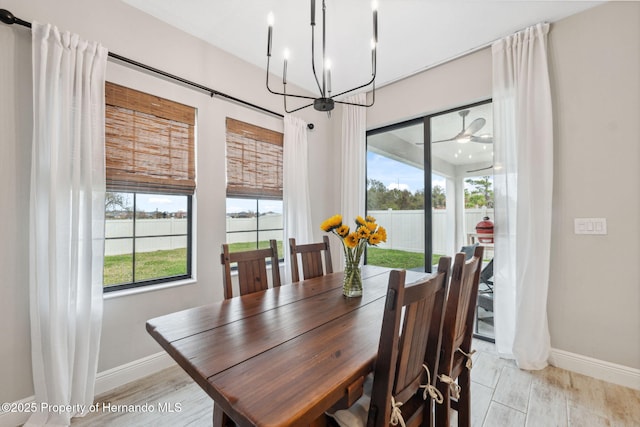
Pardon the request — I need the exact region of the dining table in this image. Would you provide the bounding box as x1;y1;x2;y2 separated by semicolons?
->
146;265;430;427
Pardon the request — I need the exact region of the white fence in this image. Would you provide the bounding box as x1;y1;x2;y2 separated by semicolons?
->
105;218;188;256
225;214;283;244
104;210;493;256
364;208;493;255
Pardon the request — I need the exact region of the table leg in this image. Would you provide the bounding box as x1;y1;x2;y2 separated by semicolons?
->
213;402;234;427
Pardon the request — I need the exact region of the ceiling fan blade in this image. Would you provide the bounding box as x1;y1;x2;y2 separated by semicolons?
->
463;118;486;136
430;137;456;144
470;135;493;143
466;165;494;173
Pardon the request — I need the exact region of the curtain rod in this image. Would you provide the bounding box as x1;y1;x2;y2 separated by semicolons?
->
0;8;289;121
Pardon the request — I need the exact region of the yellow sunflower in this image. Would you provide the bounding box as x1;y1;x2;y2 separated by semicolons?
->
376;226;388;242
320;214;342;232
357;226;371;239
345;232;359;248
365;215;376;223
365;221;377;232
336;224;350;237
368;233;382;245
355;216;367;227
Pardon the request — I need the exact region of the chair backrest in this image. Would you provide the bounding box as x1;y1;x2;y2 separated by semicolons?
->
289;236;333;282
367;257;451;427
440;246;484;372
220;239;281;300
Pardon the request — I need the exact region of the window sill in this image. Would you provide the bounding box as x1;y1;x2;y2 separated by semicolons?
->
103;278;197;300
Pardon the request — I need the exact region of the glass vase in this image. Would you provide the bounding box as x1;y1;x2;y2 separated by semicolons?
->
343;260;363;298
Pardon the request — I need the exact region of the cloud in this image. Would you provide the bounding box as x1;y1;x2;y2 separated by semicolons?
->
387;183;410;191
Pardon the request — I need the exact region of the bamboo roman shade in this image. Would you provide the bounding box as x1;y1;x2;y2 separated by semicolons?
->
105;82;196;195
226;117;283;199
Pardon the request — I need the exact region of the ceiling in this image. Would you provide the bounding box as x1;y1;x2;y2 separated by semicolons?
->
368;102;494;176
122;0;602;175
122;0;603;98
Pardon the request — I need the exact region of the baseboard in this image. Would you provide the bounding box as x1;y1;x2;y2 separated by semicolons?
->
549;348;640;391
0;395;37;427
94;350;176;396
0;351;176;427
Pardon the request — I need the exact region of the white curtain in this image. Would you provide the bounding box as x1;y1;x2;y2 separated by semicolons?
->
340;93;367;268
27;23;107;426
492;23;553;370
283;115;313;283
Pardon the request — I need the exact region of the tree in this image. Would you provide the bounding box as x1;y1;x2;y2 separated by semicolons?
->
464;176;494;208
431;185;446;209
105;192;128;212
367;179;425;210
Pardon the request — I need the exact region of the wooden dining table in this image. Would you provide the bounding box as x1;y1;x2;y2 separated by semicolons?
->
146;265;429;427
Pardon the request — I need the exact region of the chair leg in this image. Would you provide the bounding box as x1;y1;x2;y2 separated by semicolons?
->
434;383;451;427
457;369;472;427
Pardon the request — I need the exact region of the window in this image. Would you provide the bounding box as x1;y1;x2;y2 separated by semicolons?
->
225;118;283;256
103;82;195;291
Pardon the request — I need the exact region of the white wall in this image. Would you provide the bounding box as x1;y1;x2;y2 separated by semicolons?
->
367;2;639;371
0;0;340;404
546;2;639;369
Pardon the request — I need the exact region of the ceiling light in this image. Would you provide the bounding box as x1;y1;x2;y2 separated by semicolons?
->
266;0;377;113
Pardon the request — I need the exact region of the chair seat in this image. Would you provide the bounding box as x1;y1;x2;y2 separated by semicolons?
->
327;376;373;427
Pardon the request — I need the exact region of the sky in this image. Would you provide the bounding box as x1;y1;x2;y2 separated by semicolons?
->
129;153;456;213
113;193;188;213
226;198;283;214
367;151;445;193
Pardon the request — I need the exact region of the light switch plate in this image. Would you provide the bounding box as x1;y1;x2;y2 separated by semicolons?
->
574;218;607;235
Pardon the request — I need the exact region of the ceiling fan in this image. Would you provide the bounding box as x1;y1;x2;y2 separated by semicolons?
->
466;165;494;173
430;109;493;144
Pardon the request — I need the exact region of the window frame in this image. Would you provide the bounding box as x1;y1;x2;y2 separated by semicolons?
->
225;197;284;263
103;192;193;293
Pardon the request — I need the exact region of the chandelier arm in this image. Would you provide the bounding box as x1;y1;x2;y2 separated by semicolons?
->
267;52;317;100
310;24;323;96
275;91;317;101
285;101;315;114
334;81;376;108
334;98;373;108
330;73;376;99
284;82;315;113
267;80;316;100
321;0;327;97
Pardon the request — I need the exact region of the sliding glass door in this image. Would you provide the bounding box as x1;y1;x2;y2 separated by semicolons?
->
366;100;495;340
366;119;431;271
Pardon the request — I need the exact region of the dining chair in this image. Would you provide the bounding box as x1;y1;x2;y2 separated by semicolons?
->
435;246;484;427
475;258;494;333
289;236;333;282
328;256;452;427
220;239;281;300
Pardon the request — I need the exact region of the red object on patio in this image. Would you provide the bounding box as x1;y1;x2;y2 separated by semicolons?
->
475;216;494;243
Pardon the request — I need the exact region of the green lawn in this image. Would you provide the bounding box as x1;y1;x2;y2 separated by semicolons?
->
103;248;187;286
366;247;443;270
227;241;284;255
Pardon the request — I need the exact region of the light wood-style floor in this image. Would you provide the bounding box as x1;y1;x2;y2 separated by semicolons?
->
71;340;640;427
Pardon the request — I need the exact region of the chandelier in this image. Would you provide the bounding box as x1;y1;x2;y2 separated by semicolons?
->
266;0;377;113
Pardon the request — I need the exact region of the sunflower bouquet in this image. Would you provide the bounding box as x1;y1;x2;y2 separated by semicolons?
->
320;214;387;297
